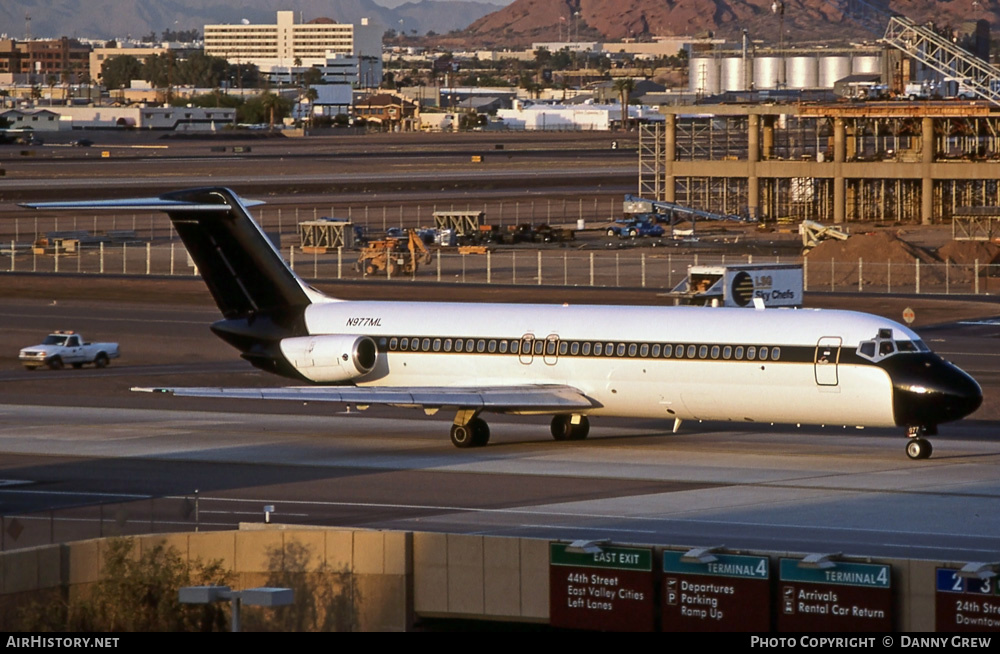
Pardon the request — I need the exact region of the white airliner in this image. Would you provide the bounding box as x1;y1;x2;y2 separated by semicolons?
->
24;188;982;459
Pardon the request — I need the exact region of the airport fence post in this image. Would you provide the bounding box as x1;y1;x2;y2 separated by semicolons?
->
537;251;542;285
337;247;342;279
487;250;491;284
512;251;516;284
946;262;950;295
54;246;58;274
975;259;980;295
641;253;646;288
99;242;104;274
888;262;892;294
830;258;834;292
32;245;36;273
616;252;620;287
916;259;920;295
461;253;465;283
803;256;808;291
564;251;568;285
170;243;175;276
858;258;863;293
436;250;441;282
146;243;151;275
668;254;672;288
289;246;295;272
122;243;127;275
313;248;318;279
590;252;594;286
9;240;14;272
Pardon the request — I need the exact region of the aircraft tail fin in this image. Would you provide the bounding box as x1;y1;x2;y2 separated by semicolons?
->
22;187;329;319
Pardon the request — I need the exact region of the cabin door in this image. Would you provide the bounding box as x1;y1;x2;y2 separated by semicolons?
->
814;337;841;386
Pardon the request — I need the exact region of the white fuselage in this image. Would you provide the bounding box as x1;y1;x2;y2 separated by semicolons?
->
297;300;912;428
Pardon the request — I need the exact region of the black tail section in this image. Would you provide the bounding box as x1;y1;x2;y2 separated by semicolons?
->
160;188;312;319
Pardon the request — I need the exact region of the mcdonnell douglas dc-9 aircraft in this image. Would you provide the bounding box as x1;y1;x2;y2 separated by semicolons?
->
24;188;982;459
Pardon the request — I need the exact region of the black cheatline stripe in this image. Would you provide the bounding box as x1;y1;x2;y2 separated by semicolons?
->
370;335;879;367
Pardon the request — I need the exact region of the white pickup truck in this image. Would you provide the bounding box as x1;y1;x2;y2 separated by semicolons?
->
19;331;120;370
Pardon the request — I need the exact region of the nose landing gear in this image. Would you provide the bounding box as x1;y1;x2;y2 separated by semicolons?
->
905;425;936;460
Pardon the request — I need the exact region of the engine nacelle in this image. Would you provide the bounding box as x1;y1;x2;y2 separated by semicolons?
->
279;335;377;383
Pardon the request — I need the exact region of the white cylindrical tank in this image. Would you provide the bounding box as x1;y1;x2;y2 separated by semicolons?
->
689;57;721;94
754;56;784;89
818;55;851;88
786;56;818;89
852;55;881;74
721;56;749;92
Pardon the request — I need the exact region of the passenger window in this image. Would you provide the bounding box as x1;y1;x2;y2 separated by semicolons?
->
389;337;398;350
422;338;431;351
699;345;708;359
651;344;661;357
662;344;672;357
723;346;732;359
546;340;557;355
687;345;696;358
607;342;616;356
676;346;684;359
759;347;768;360
444;339;453;352
533;340;544;355
711;345;720;359
499;340;508;354
594;343;603;356
570;342;580;356
411;338;421;350
735;346;744;360
559;342;568;355
747;346;756;360
771;347;780;361
510;340;519;354
628;343;637;357
467;339;476;352
432;339;441;352
488;340;497;353
478;339;486;353
454;339;464;353
639;344;649;357
617;343;627;356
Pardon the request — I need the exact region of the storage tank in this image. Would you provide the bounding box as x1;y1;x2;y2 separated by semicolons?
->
785;55;818;89
852;55;881;75
818;55;851;88
753;56;784;89
721;56;749;92
689;57;721;94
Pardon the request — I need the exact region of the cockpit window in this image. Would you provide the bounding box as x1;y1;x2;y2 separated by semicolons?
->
857;329;923;362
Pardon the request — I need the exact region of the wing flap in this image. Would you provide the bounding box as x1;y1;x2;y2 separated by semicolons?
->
132;384;595;411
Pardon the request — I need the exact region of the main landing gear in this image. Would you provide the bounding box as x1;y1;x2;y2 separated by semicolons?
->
905;425;936;460
448;412;591;448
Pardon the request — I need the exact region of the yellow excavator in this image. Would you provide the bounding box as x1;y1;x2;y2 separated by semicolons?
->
355;230;433;276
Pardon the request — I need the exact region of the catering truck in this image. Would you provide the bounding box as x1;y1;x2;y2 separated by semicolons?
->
19;331;120;370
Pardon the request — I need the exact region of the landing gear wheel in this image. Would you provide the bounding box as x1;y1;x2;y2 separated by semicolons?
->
470;418;490;447
905;437;933;460
450;423;474;448
551;415;590;441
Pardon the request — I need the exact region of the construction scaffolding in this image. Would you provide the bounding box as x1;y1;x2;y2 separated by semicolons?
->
640;104;1000;224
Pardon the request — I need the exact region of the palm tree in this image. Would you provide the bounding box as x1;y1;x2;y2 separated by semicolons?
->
612;77;636;130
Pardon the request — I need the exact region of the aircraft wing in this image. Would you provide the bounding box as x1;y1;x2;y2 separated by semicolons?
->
131;384;596;412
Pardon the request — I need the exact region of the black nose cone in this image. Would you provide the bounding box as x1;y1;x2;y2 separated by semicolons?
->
888;355;983;427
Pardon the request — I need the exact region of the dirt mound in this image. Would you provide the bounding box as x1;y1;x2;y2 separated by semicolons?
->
807;231;937;264
936;240;1000;266
805;231;942;287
